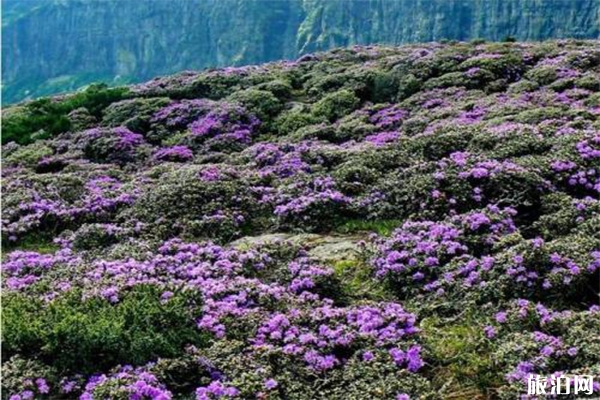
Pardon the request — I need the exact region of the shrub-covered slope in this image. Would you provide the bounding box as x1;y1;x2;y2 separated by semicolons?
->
2;40;600;399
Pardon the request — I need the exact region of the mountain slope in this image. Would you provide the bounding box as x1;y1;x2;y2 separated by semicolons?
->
2;40;600;399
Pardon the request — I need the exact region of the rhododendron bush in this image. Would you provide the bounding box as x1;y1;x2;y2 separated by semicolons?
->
2;40;599;399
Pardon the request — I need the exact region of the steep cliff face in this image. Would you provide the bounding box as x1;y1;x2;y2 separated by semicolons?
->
3;0;599;103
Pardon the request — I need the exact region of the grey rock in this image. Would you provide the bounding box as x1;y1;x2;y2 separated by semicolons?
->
231;233;363;263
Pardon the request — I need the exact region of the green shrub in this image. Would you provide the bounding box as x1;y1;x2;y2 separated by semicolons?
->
585;92;600;107
2;106;70;145
2;84;130;145
3;142;54;167
396;73;422;100
514;106;567;124
312;89;360;122
332;161;381;195
254;79;293;100
524;66;558;86
70;223;123;251
274;106;325;135
548;78;575;92
227;88;283;122
67;107;98;131
304;72;347;96
575;74;600;91
364;70;399;103
424;72;469;90
2;286;207;375
507;79;539;94
1;356;57;397
102;97;171;134
291;123;336;141
125;165;267;241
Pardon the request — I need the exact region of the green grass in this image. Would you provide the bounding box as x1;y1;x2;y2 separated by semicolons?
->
336;219;403;236
421;312;503;399
333;259;391;301
2;236;60;255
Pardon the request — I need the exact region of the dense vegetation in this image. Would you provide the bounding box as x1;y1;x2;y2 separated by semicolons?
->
2;40;600;399
2;84;130;145
4;0;600;104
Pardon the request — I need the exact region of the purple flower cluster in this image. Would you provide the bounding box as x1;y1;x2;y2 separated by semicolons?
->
3;248;79;292
8;378;49;400
369;105;409;130
153;145;194;162
364;131;401;146
245;142;312;177
3;229;429;397
455;105;487;125
502;242;598;291
253;302;421;372
2;175;136;242
189;103;260;146
151;99;214;129
371;205;516;296
485;300;600;394
80;126;146;164
274;177;350;222
195;381;240;399
79;365;172;400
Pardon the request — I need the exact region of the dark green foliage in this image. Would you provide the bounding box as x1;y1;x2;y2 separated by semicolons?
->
254;79;293;100
102;97;171;134
534;193;598;238
68;107;98;131
70;223;123;251
125;165;267;241
2;286;207;375
227;88;283;122
311;89;360;122
365;70;399;103
332;161;381;195
2;84;130;145
2;105;71;145
396;74;422;100
274;106;325;135
525;66;559;85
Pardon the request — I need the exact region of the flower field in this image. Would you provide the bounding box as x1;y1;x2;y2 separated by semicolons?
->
2;40;599;399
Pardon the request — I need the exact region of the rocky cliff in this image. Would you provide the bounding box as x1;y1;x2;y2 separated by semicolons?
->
3;0;599;103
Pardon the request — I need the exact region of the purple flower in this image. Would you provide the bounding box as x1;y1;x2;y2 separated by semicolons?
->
364;131;401;146
495;312;508;324
264;379;278;390
484;325;497;339
406;345;424;372
21;392;34;400
36;378;50;394
153;146;194;162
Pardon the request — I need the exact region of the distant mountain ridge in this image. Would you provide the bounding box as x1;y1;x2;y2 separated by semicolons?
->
3;0;599;104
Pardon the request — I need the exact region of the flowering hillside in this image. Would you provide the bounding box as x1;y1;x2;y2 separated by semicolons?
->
2;40;600;399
